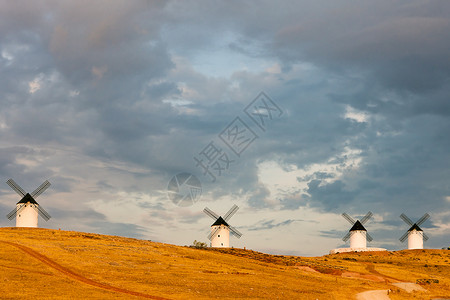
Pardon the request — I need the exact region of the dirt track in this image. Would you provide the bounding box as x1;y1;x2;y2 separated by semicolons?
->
356;289;390;300
0;241;169;300
364;263;401;283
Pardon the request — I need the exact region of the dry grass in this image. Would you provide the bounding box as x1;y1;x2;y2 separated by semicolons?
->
0;227;449;299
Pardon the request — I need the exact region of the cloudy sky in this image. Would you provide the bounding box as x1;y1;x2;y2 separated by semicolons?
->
1;0;449;256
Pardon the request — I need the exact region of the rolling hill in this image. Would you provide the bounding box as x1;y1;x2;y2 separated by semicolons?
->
0;227;448;299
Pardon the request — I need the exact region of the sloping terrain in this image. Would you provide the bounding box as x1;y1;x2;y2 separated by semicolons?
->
0;227;448;299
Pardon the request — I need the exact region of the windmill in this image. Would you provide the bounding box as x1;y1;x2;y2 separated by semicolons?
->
203;204;242;248
5;179;51;228
342;212;373;249
399;213;430;250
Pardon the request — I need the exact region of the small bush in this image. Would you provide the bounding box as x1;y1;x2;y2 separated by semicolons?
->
191;240;208;249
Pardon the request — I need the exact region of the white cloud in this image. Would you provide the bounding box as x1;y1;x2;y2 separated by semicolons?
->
257;146;363;201
344;105;368;123
1;49;13;64
29;74;44;94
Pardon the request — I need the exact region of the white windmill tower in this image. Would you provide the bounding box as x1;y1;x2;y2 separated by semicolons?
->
5;179;52;228
342;212;373;248
203;204;242;248
399;213;430;250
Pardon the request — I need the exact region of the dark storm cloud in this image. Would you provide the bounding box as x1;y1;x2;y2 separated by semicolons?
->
0;1;182;176
306;180;357;210
0;147;56;194
0;147;30;177
247;183;271;209
161;1;450;90
271;1;450;92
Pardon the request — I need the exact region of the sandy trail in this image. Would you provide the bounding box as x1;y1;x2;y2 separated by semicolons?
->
357;263;430;298
392;282;427;292
356;290;390;300
0;241;169;300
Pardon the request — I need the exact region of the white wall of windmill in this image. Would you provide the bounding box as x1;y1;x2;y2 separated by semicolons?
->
349;230;366;248
408;230;423;249
211;225;230;248
16;203;39;228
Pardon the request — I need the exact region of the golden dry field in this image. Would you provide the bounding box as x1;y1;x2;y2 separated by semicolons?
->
0;227;449;299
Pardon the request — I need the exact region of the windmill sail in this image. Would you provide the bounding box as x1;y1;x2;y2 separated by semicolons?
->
400;213;414;226
207;226;221;241
33;205;51;221
342;232;351;242
399;231;409;242
342;213;355;225
6;179;26;197
203;207;219;220
223;204;239;222
229;226;242;238
6;205;26;220
360;212;373;225
31;180;51;199
416;213;430;226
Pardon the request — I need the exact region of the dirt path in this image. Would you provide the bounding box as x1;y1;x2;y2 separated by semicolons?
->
364;263;401;283
356;290;390;300
391;282;427;293
1;241;169;300
360;263;430;297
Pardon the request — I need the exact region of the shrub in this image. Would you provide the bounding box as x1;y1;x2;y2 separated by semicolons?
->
192;240;208;249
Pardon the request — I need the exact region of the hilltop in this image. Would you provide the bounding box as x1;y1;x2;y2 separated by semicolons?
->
0;227;449;299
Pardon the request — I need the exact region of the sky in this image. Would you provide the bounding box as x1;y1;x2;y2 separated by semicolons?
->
0;0;449;256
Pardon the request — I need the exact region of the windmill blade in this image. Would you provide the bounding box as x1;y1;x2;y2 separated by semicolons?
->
400;213;414;226
6;208;17;220
342;213;355;225
416;213;430;226
229;225;242;238
342;232;351;242
423;232;429;241
203;207;220;220
399;231;409;243
6;205;26;220
360;211;373;225
31;180;51;198
366;232;373;242
36;205;51;221
207;226;220;241
223;204;239;222
6;179;26;197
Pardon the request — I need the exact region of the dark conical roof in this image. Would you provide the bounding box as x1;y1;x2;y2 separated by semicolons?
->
408;223;423;232
350;220;367;231
17;193;38;205
211;216;229;227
